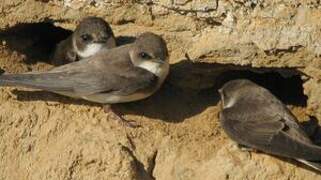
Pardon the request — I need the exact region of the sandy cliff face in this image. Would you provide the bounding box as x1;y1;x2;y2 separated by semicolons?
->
1;0;321;179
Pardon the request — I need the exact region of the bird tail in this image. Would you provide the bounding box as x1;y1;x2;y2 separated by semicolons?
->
0;73;40;87
297;159;321;172
0;73;70;91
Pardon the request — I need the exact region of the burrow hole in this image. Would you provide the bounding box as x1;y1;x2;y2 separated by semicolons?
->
0;22;72;64
0;21;136;65
215;68;308;106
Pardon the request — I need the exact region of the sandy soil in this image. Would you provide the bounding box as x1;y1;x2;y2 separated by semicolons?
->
0;21;320;180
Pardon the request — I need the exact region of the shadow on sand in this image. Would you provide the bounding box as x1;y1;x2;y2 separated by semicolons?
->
7;58;321;173
11;59;308;123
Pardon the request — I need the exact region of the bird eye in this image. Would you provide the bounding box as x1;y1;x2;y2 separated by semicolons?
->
80;34;92;42
139;52;152;59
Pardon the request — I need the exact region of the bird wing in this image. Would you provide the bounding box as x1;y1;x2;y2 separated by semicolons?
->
0;61;157;97
220;111;321;161
221;112;284;145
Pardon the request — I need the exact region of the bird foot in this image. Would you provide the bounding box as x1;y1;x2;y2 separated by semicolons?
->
104;105;141;128
114;114;141;128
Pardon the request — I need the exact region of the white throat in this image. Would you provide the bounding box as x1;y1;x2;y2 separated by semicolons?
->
73;39;103;58
137;60;169;86
223;97;236;109
138;61;169;77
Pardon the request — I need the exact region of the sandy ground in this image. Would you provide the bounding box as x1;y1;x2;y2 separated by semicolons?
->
0;23;320;180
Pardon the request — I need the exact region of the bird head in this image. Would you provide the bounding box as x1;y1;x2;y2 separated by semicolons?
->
129;32;169;78
73;17;116;58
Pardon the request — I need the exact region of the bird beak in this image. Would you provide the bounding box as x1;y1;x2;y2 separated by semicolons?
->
218;88;225;107
94;39;107;44
151;58;165;64
93;35;109;44
94;37;116;47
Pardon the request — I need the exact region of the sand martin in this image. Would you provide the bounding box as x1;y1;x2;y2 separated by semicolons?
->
0;32;169;126
51;16;116;65
219;79;321;172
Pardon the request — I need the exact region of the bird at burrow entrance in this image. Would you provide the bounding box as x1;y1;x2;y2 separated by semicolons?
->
0;32;169;127
51;16;116;66
219;79;321;172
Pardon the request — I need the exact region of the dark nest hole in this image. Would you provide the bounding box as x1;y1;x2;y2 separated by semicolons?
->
0;22;72;64
0;22;137;65
215;69;307;106
112;61;309;124
169;61;308;107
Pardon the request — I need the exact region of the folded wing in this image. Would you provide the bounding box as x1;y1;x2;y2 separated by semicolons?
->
0;62;157;97
220;112;321;161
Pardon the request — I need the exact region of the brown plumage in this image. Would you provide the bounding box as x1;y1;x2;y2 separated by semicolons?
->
0;32;169;104
219;79;321;172
51;16;116;65
1;32;169;127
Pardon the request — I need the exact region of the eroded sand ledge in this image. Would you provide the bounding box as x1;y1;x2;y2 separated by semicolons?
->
1;1;321;179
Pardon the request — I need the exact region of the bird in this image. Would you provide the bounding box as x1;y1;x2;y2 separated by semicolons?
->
0;32;169;127
219;79;321;172
51;16;116;65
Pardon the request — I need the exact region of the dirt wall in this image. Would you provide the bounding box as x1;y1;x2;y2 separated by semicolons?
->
1;1;321;179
